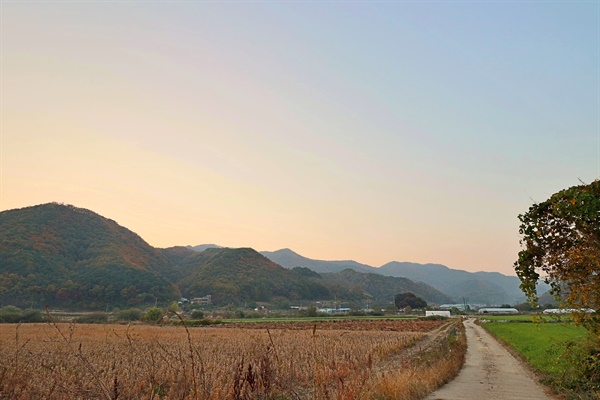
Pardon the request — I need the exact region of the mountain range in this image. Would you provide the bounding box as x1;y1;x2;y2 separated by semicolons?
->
0;203;457;309
260;248;543;305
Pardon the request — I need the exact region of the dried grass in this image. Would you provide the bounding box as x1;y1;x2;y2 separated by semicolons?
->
0;318;465;400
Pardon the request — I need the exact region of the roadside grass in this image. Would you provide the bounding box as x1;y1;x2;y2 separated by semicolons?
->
479;314;575;323
370;321;466;400
482;321;587;376
482;319;600;399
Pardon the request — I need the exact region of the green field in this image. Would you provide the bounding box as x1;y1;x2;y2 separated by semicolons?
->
478;315;537;322
479;314;575;323
481;320;588;376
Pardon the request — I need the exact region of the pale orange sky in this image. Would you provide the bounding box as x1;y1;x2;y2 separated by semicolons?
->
2;2;598;275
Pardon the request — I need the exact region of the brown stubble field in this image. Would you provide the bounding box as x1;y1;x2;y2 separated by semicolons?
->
0;319;466;400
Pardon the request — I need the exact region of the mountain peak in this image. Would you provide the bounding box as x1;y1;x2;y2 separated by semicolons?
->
0;203;180;308
187;244;223;252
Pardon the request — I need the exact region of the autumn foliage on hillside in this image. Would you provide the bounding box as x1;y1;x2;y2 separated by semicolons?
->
1;203;451;310
0;203;179;309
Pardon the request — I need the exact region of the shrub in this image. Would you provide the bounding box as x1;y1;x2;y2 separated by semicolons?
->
144;307;164;323
116;308;143;321
0;306;25;323
0;306;43;323
300;306;318;317
555;338;600;396
21;309;43;322
190;310;204;319
75;312;108;324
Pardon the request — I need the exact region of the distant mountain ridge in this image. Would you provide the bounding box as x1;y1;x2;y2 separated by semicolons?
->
186;244;222;252
254;248;536;305
260;248;376;274
316;269;452;305
378;262;532;305
179;247;449;305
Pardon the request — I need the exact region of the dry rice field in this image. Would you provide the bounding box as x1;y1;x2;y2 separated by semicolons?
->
0;319;466;400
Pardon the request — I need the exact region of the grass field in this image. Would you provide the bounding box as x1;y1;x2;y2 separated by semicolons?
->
479;314;576;323
481;320;588;377
478;315;537;322
481;317;600;399
0;318;466;400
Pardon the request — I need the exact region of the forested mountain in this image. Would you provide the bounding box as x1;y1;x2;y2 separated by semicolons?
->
317;269;452;305
0;205;344;309
195;247;449;305
176;248;331;305
377;262;549;305
0;203;180;309
260;248;376;273
1;203;531;310
262;249;535;305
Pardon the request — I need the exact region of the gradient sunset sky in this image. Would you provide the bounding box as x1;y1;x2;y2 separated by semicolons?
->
2;1;598;275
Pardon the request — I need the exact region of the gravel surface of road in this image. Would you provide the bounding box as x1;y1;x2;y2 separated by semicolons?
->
425;318;555;400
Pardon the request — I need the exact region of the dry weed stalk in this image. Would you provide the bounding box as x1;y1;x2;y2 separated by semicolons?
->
44;306;114;400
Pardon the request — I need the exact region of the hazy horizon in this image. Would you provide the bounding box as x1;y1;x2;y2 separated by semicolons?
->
2;2;598;276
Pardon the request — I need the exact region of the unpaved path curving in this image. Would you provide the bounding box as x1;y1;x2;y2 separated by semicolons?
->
425;318;554;400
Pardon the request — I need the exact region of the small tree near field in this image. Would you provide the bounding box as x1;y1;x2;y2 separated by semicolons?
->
394;292;427;310
144;307;164;324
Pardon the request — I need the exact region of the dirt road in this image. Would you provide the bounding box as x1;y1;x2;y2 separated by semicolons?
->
425;318;554;400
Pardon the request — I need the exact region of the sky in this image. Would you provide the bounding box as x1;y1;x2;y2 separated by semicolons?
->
1;1;598;276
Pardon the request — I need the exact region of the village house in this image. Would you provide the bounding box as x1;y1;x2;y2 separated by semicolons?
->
191;295;212;305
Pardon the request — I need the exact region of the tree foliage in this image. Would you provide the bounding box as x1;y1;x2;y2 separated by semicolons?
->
0;306;43;323
176;248;331;305
394;292;427;309
515;181;600;334
0;203;180;309
318;269;451;305
0;203;448;310
144;307;164;323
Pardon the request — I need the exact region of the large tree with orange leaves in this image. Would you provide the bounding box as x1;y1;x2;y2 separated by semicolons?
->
515;181;600;334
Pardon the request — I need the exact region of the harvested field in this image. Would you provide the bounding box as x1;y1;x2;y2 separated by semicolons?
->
221;318;443;331
0;318;465;400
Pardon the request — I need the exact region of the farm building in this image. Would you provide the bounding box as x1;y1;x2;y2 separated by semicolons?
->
438;304;475;311
317;308;351;314
191;295;212;305
426;311;451;317
477;307;519;314
543;308;595;314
